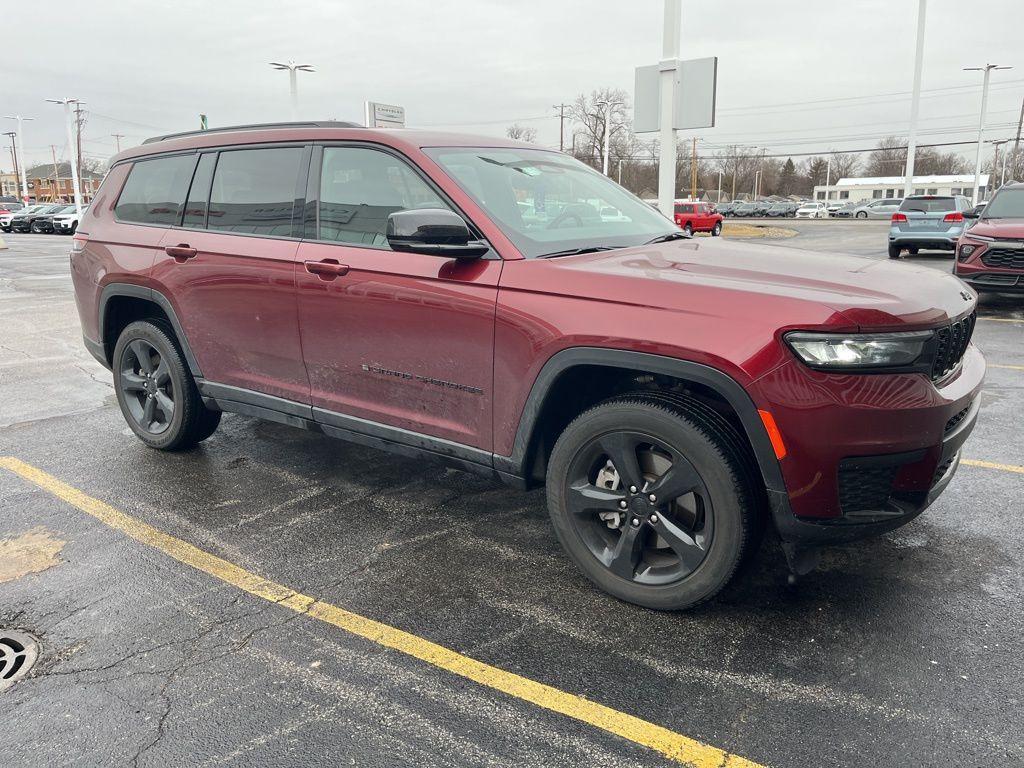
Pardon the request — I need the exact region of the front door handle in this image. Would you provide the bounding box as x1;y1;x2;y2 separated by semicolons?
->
304;259;349;280
165;244;197;261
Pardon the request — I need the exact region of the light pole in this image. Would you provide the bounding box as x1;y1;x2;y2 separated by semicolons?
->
903;0;927;199
3;114;34;202
965;63;1012;204
717;170;723;202
596;99;623;176
658;0;681;217
44;98;84;216
269;61;315;121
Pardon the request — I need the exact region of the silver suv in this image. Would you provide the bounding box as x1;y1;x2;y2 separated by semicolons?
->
852;198;904;219
887;195;973;259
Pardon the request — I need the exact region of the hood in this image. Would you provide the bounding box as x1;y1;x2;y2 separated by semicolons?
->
964;218;1024;239
540;238;975;330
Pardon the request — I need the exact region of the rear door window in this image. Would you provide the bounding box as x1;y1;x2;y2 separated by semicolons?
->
114;154;196;225
182;153;217;229
207;147;304;236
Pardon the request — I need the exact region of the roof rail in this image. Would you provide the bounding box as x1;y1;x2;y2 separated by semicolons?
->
142;121;363;145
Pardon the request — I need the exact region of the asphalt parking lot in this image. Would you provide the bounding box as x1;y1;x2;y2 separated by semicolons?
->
1;227;1022;767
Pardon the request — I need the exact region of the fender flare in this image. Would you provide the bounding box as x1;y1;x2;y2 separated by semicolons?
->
98;283;202;377
493;347;787;498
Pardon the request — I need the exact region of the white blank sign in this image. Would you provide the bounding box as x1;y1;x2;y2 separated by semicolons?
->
633;56;717;133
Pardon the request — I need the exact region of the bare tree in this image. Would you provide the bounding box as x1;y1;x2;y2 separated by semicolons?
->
864;136;908;177
506;124;537;143
568;88;631;168
828;151;860;181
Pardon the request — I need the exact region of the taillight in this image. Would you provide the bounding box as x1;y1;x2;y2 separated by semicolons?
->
71;236;87;253
943;211;964;223
891;212;907;222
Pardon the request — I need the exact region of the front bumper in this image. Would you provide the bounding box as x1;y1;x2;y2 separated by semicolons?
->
755;344;985;545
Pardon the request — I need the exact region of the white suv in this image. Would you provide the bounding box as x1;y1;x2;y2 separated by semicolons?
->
51;206;87;234
795;201;828;219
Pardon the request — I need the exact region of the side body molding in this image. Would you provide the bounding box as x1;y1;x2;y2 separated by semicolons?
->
98;283;202;377
493;347;788;498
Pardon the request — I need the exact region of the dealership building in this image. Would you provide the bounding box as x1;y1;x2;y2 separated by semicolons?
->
813;174;989;203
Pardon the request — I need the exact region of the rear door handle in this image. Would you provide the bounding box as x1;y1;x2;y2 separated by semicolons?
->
165;244;197;261
304;259;349;279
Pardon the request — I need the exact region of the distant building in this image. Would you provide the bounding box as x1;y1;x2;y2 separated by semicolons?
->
23;162;105;203
813;174;990;204
1;172;17;198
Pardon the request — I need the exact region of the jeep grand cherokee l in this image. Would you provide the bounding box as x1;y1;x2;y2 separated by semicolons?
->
70;122;984;610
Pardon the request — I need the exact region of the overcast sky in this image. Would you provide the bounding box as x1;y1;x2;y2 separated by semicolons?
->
4;0;1023;171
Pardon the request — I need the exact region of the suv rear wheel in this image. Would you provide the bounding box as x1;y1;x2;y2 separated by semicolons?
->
888;243;902;259
546;395;758;610
112;320;221;450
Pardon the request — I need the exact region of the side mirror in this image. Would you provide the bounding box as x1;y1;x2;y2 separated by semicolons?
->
386;209;489;259
963;209;980;219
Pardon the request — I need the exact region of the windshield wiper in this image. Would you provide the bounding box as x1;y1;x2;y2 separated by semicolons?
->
644;231;691;245
538;246;621;259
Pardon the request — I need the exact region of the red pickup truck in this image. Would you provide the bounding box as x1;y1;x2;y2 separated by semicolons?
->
674;202;723;236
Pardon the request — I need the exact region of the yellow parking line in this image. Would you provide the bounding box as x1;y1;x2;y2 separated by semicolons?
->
961;458;1024;475
0;456;760;768
977;317;1023;323
989;364;1024;371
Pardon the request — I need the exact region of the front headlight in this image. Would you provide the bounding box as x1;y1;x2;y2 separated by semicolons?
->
785;330;933;370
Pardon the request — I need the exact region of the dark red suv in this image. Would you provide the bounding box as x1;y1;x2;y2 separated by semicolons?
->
71;122;984;609
955;183;1024;292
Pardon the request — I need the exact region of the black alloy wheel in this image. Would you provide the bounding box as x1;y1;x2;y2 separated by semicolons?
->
119;338;175;435
563;430;713;586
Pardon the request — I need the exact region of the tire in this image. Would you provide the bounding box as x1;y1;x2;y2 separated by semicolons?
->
683;223;693;236
112;320;221;451
888;243;902;259
856;211;867;219
546;395;759;610
711;221;722;237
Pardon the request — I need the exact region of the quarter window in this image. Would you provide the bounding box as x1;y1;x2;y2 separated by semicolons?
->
317;147;448;247
114;154;196;225
207;147;303;236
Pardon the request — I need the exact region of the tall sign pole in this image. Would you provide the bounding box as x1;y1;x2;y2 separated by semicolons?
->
45;99;84;216
903;0;927;199
658;0;681;217
3;115;34;202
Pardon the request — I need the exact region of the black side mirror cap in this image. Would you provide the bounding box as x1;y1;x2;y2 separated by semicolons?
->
386;209;489;259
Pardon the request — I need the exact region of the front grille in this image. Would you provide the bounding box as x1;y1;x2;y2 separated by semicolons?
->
944;406;970;435
931;311;976;381
981;248;1024;270
838;463;898;514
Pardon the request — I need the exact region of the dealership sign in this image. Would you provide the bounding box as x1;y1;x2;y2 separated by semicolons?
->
364;102;406;129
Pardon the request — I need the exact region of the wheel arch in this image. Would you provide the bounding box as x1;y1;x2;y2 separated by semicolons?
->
99;283;202;376
494;348;787;500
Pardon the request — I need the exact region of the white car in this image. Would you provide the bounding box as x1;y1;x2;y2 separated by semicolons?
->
51;206;88;234
794;201;828;219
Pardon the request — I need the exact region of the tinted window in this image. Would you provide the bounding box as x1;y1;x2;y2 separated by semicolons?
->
115;154;196;225
318;146;448;247
183;153;216;228
208;147;302;236
900;197;955;213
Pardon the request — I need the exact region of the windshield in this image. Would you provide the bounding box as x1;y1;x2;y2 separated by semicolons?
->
900;197;954;213
982;188;1024;219
424;147;676;258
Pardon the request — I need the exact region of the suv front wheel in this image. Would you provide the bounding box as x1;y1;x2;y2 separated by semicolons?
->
546;395;759;610
112;320;221;450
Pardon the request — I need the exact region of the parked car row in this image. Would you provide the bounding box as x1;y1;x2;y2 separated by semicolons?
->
0;203;86;234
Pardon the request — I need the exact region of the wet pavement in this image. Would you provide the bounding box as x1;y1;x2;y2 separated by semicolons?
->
1;231;1022;767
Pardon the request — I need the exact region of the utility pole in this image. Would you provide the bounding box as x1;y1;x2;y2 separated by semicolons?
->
965;63;1012;203
1013;96;1024;179
3;132;19;199
3;115;34;202
112;133;125;153
552;104;569;152
657;0;681;217
597;99;622;176
269;61;314;121
45;98;84;216
903;0;927;199
73;102;86;185
50;145;61;202
617;159;623;185
690;137;697;199
717;169;723;202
